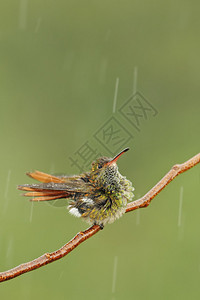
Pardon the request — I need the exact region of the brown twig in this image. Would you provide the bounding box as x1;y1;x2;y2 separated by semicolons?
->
0;153;199;283
126;152;200;212
0;225;101;282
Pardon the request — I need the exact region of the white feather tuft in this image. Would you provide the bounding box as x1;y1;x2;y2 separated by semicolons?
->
69;207;81;218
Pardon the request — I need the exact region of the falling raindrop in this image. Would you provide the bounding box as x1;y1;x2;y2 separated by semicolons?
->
3;170;11;214
136;207;140;226
49;163;55;175
178;186;184;241
19;0;28;30
29;201;34;223
105;29;111;41
178;186;183;227
133;66;138;95
35;17;42;33
112;256;118;294
4;170;11;199
113;78;119;114
59;270;64;280
6;237;14;268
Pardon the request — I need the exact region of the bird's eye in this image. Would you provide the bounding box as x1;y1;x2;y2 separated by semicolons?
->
98;164;102;169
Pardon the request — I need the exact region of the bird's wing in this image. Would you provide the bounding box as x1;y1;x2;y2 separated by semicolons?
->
18;170;92;201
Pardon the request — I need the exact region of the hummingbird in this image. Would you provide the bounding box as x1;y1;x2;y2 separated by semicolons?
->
18;148;134;227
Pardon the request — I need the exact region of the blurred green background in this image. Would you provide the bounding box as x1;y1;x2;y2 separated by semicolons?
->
0;1;200;299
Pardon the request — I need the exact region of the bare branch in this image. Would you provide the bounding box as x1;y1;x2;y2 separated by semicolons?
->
0;225;101;282
0;153;199;283
126;153;200;212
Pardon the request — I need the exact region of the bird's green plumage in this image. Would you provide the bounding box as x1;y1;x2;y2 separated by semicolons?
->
68;154;134;226
19;148;134;227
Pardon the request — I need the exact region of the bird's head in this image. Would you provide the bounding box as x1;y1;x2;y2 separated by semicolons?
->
90;148;129;192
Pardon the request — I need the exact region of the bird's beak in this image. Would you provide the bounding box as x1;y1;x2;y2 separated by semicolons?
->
107;148;129;165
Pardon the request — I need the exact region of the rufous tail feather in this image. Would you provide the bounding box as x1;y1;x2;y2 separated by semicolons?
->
26;170;66;183
18;170;70;201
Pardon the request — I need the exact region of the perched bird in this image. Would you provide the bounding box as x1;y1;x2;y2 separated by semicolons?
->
18;148;134;227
